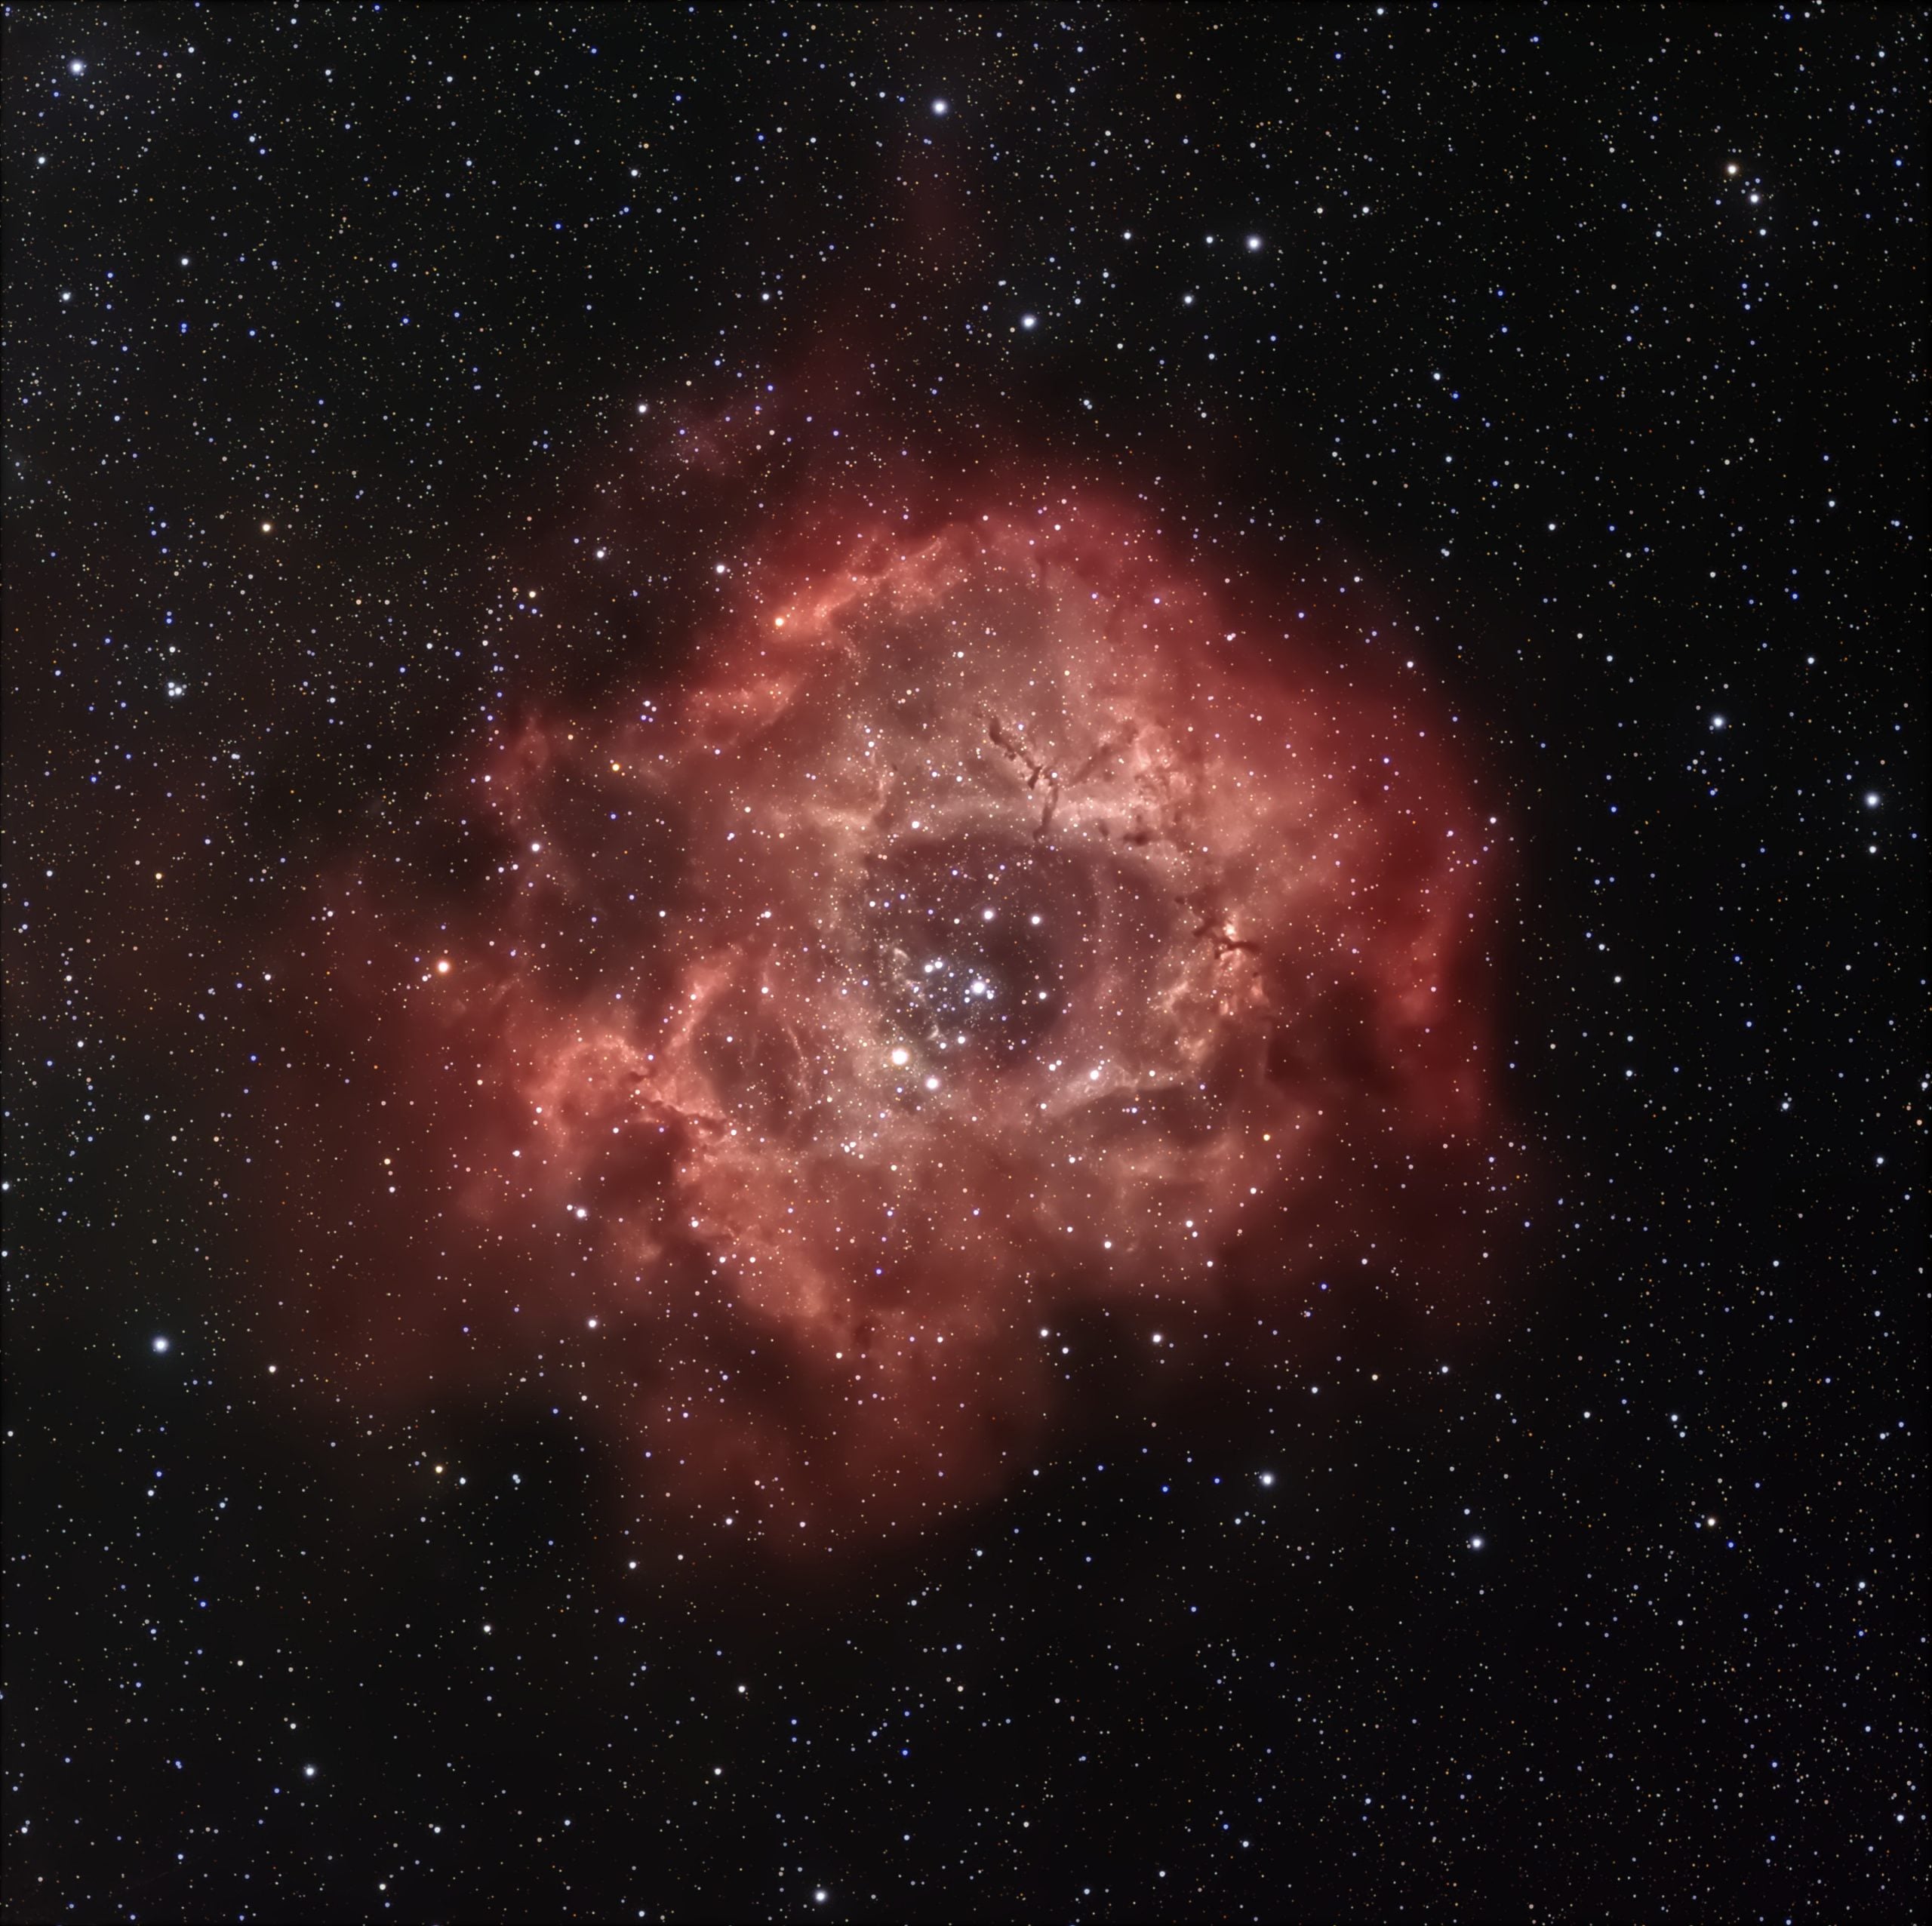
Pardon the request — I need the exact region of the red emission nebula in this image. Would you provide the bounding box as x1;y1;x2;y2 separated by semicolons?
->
278;497;1508;1544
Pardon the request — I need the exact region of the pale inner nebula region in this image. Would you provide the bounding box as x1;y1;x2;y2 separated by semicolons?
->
304;503;1503;1542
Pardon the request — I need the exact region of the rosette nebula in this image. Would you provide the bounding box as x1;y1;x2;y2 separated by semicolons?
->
287;501;1504;1542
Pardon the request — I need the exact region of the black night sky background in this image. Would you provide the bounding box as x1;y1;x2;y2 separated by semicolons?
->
4;6;1924;1921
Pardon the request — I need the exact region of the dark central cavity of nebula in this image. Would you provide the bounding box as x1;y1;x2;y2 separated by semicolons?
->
281;497;1505;1544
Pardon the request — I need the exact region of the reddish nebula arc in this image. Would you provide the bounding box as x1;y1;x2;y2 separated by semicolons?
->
286;499;1504;1543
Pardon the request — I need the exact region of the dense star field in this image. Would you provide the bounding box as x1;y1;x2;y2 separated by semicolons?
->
4;6;1922;1921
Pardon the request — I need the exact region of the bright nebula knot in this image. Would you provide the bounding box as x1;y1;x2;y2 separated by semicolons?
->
301;503;1502;1541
